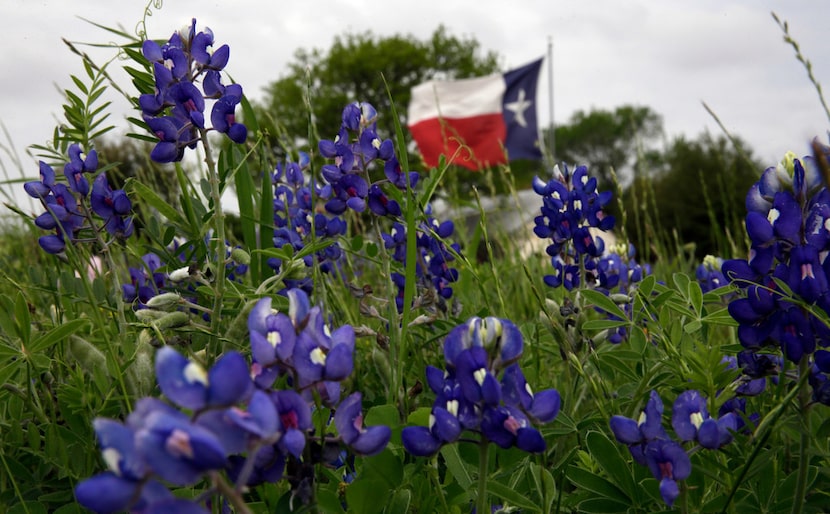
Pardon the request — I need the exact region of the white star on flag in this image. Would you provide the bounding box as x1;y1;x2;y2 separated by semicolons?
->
505;88;531;128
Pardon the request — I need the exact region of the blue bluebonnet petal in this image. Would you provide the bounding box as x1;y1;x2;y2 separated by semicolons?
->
155;346;208;410
206;351;251;407
401;426;441;456
75;472;141;513
609;415;641;445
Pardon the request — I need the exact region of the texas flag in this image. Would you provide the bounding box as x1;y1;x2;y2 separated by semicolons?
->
407;57;544;170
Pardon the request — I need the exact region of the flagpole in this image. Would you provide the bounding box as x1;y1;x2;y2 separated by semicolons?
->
547;35;555;164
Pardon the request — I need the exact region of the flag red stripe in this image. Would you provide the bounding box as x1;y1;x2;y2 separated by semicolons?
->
409;114;507;171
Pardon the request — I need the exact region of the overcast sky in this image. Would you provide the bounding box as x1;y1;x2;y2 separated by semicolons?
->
2;0;829;217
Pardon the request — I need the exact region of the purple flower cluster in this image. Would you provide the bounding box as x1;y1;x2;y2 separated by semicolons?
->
384;213;461;313
315;102;461;310
269;152;347;293
123;243;248;311
610;390;737;507
402;317;560;455
24;144;133;254
532;163;616;291
139;19;247;163
591;243;651;343
696;255;727;294
723;151;830;404
76;289;389;513
317;102;416;216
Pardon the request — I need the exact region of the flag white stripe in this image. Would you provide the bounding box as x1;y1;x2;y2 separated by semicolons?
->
407;73;505;125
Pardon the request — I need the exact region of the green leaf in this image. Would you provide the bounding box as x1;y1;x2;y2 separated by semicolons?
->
29;319;89;354
566;466;630;503
365;404;400;428
128;179;187;227
485;479;542;512
683;319;702;334
346;478;387;514
529;463;556;512
360;450;403;488
8;502;48;514
14;292;31;343
440;445;474;489
687;280;703;316
407;407;431;426
580;289;628;321
585;431;637;500
582;319;629;331
317;490;346;514
637;274;656;298
701;307;738;326
385;489;412;514
576;497;633;513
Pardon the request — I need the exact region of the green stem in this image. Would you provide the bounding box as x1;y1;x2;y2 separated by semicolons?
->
790;356;811;514
719;365;810;513
472;186;507;316
430;457;450;513
477;439;490;514
211;471;253;514
199;128;227;351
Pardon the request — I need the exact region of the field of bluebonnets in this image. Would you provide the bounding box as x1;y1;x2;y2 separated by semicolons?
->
2;9;830;514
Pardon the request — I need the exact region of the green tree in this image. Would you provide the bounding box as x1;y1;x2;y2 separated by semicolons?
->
622;132;761;261
549;105;664;189
256;26;500;148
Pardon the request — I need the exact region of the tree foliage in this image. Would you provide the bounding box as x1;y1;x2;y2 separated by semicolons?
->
622;133;761;260
551;105;664;189
257;26;500;148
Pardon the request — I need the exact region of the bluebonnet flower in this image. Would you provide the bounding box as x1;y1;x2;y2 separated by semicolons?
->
316;102;462;312
24;144;132;254
155;346;252;411
268;153;347;294
78;288;389;511
610;390;735;507
533;164;615;290
403;316;560;456
140;19;247;163
334;393;391;456
696;255;728;293
75;419;174;513
671;390;736;449
643;439;691;508
724;150;830;402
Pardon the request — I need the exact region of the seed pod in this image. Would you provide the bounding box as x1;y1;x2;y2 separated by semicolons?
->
134;309;168;323
371;348;392;384
153;311;190;330
68;335;107;375
145;292;182;311
230;247;251;265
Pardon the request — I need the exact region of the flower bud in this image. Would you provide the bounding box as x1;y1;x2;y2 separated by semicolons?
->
145;292;182;311
610;293;631;304
168;266;192;282
153;311;190;329
69;336;107;375
230;247;250;265
134;309;168;323
372;348;392;384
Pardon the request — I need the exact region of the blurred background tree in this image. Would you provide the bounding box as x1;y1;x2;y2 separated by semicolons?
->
621;132;761;261
546;105;665;191
255;25;500;155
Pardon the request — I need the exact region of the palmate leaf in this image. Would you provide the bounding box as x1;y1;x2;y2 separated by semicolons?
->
585;430;638;501
486;479;542;512
580;288;629;322
127;179;187;228
565;465;631;504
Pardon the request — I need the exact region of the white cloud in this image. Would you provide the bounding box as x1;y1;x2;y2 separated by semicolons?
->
2;0;829;218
